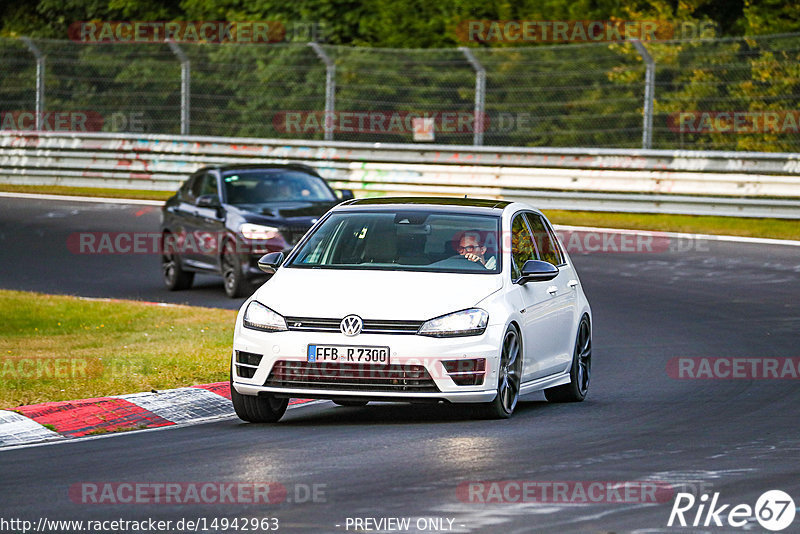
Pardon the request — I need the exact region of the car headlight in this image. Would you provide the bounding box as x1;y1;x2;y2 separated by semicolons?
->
243;301;287;332
418;308;488;338
240;223;281;241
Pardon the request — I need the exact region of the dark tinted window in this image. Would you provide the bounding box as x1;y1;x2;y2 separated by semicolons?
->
510;213;537;280
525;213;565;266
192;173;218;200
222;169;335;204
179;174;200;203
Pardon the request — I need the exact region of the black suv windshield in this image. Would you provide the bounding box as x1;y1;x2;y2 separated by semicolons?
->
287;210;501;274
222;169;336;204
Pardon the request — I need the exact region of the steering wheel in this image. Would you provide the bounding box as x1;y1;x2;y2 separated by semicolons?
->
447;254;487;268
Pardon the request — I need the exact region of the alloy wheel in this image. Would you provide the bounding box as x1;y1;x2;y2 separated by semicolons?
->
499;327;522;414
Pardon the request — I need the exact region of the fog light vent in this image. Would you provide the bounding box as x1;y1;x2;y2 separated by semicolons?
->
442;358;486;386
235;351;263;379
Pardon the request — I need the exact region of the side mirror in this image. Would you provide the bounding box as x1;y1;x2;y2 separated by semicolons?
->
196;194;221;208
257;252;284;274
337;189;355;201
517;260;559;284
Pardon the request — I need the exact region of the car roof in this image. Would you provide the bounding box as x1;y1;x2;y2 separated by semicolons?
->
341;197;511;210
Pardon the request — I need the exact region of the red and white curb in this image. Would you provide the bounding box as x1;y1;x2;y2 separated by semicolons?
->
0;383;314;447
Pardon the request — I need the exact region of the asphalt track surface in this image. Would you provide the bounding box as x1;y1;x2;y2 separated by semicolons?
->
1;196;800;533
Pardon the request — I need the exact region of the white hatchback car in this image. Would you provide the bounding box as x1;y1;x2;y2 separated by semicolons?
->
230;197;592;422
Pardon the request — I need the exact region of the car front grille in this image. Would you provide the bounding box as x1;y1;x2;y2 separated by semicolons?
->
284;317;423;335
264;361;440;392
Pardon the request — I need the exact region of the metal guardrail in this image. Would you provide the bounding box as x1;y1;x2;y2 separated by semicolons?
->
1;131;800;218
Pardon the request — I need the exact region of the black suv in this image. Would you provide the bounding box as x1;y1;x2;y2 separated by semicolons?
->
160;164;353;297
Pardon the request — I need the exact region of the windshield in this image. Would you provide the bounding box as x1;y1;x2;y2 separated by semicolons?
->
222;169;336;204
287;210;501;274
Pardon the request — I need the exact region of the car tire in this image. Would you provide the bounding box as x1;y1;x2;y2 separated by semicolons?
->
230;373;289;423
476;323;522;419
544;316;591;403
332;400;369;407
221;239;254;298
161;233;194;291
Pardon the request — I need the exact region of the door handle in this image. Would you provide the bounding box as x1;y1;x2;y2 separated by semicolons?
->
568;279;579;289
547;285;558;295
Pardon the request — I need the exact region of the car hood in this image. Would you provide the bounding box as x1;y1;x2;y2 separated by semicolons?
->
232;201;339;224
254;268;503;320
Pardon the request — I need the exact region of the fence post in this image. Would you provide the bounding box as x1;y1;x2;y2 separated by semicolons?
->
308;42;336;142
167;41;190;136
21;38;45;131
632;40;655;149
459;47;486;146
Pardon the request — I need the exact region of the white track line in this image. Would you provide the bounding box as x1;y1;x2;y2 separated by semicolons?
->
553;224;800;247
0;191;163;206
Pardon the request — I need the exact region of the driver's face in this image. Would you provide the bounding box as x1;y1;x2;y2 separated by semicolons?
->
458;235;485;257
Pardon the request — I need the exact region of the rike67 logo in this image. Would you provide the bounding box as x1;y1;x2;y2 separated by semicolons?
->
668;490;796;531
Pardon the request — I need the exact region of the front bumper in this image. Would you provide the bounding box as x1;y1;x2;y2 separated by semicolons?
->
231;323;505;404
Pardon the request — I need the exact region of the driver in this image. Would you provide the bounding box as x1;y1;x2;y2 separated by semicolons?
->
457;230;496;269
273;180;294;200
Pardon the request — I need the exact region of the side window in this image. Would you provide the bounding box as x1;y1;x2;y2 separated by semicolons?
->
525;213;565;266
192;173;218;201
179;175;198;203
544;218;566;265
510;213;538;280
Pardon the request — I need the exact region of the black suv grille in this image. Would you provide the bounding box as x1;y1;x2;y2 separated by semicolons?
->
265;361;439;392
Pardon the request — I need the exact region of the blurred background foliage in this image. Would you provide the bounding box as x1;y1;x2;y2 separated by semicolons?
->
1;0;799;151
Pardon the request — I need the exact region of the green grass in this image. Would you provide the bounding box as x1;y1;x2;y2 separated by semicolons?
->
2;183;797;240
0;183;175;201
0;290;236;409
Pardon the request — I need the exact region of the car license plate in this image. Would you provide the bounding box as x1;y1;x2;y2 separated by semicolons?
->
307;344;390;364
